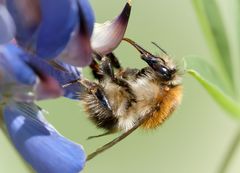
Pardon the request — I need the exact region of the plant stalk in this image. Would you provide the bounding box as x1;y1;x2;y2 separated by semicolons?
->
218;127;240;173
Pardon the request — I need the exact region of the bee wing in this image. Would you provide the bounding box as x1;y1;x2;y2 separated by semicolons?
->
62;79;89;100
62;78;101;100
86;108;155;161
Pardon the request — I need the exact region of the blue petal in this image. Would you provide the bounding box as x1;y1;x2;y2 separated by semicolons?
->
0;4;15;44
56;0;95;67
36;0;78;59
0;44;37;85
3;102;86;173
0;44;63;101
29;57;83;99
77;0;95;36
6;0;40;46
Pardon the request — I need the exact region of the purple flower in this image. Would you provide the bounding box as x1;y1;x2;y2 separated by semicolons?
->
0;44;85;173
0;3;15;44
0;0;132;172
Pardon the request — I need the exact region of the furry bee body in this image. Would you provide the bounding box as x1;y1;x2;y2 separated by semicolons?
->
82;66;182;132
64;38;183;160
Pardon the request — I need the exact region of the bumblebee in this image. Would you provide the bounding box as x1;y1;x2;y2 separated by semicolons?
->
64;38;182;160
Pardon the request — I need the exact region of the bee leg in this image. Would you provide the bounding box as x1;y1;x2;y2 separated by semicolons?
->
62;78;95;90
78;79;111;109
100;56;115;80
87;131;114;140
106;52;122;69
100;57;136;105
113;78;136;106
86;108;155;161
89;58;104;80
90;52;122;81
62;78;118;130
79;79;119;131
94;52;122;69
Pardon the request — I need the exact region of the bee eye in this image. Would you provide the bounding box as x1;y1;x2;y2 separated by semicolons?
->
159;66;171;80
159;66;168;74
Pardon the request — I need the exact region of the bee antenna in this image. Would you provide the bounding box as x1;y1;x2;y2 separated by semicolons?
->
151;42;168;55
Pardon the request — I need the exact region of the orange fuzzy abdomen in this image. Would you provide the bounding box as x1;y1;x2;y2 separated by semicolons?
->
141;85;182;129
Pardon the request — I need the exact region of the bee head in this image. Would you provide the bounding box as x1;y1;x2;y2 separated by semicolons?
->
123;38;178;82
140;54;177;81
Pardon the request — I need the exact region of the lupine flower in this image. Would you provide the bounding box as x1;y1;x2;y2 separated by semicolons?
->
0;0;131;172
0;2;15;44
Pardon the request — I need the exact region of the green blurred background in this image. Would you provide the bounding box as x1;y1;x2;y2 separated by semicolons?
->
1;0;239;172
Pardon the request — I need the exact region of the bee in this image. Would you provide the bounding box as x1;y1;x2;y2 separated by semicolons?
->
64;38;182;160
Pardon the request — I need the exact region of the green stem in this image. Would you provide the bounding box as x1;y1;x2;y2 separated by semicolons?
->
236;0;240;100
218;127;240;173
0;109;8;135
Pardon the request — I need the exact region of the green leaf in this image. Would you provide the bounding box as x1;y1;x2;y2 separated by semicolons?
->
236;0;240;56
184;56;240;118
192;0;234;88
